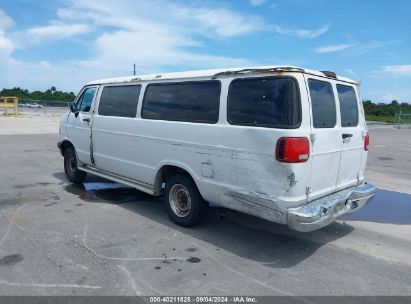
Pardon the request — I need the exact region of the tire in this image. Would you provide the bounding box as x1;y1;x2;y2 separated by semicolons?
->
164;175;208;227
64;147;86;184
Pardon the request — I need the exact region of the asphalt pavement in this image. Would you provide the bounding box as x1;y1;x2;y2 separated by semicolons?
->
0;126;410;296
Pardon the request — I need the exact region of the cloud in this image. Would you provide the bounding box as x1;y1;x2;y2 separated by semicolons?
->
48;0;261;73
1;0;334;92
0;35;14;54
314;40;403;56
0;10;16;57
313;43;354;54
0;10;15;30
344;68;358;78
250;0;266;5
379;65;411;75
274;23;330;38
27;22;92;40
177;8;264;37
1;1;258;91
382;93;396;102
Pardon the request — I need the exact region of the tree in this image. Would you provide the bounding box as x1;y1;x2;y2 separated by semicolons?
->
0;87;77;103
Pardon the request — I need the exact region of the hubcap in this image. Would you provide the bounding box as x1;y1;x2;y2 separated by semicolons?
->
67;154;76;175
169;184;192;218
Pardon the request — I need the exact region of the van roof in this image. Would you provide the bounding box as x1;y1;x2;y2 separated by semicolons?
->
86;65;358;86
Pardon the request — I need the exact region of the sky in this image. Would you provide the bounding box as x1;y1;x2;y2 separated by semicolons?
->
0;0;410;102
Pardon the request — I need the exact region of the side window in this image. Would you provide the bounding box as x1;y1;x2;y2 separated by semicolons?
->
77;87;97;112
98;85;141;118
308;79;336;128
142;81;220;124
227;77;301;128
337;84;359;127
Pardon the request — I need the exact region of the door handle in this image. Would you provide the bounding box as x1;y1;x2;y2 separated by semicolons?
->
83;118;90;123
342;133;353;139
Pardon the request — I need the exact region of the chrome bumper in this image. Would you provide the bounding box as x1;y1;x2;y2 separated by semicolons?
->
288;183;377;232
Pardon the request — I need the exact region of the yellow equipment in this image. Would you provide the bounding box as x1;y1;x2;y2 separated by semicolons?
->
0;96;20;116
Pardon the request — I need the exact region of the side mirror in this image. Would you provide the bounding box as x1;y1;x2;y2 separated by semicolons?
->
69;103;79;117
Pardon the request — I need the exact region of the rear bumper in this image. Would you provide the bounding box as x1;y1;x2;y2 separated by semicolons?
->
287;183;377;232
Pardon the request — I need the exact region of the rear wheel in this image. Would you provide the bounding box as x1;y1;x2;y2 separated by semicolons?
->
164;175;208;227
64;147;86;184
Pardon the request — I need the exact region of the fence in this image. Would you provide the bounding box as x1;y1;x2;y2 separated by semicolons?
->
18;98;70;117
0;98;71;117
19;98;70;108
395;111;411;129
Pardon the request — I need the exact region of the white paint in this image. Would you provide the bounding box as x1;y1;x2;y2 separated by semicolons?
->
59;66;369;230
117;265;141;296
190;242;295;296
85;66;357;86
0;279;101;289
0;204;26;252
80;206;184;261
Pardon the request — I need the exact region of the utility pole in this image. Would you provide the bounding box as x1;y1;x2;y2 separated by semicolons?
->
133;64;136;76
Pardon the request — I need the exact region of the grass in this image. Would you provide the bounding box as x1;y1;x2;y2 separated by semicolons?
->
365;115;396;123
366;114;411;124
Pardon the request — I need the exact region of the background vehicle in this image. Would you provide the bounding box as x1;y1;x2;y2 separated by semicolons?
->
57;66;376;231
26;103;43;108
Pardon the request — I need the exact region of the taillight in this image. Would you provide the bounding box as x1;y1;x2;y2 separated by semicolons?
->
364;132;370;151
276;137;310;163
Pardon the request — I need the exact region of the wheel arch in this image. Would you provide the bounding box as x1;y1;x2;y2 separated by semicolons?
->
58;139;75;156
153;162;203;198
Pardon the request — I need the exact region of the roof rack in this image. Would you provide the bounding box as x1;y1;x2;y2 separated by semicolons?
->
212;67;305;77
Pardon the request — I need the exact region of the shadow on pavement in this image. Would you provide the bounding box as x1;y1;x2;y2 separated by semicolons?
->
55;172;356;268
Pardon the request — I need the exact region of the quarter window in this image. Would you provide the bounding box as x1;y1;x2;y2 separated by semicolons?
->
308;79;336;128
98;85;141;118
227;77;301;128
337;84;359;127
142;81;220;123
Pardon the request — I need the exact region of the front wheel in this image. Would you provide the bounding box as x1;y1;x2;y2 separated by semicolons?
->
64;147;86;184
164;175;208;227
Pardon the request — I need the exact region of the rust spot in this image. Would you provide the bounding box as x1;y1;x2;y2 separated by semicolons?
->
288;172;297;187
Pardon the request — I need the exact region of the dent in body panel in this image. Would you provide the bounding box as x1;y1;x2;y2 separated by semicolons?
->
201;161;214;178
214;152;295;221
223;189;287;224
168;128;305;220
169;140;295;221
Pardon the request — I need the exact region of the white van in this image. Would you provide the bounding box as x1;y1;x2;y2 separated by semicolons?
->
58;66;376;232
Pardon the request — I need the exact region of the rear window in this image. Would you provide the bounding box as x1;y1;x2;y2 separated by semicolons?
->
142;81;220;124
98;85;141;118
337;84;359;127
227;77;301;128
308;79;336;128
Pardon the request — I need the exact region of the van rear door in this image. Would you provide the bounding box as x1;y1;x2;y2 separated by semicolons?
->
335;84;363;190
305;76;341;200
